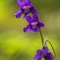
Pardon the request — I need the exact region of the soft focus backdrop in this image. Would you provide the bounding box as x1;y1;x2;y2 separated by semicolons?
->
0;0;60;60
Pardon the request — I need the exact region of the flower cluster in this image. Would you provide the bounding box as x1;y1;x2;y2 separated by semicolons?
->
14;0;44;32
14;0;55;60
34;39;54;60
34;47;54;60
14;0;38;18
24;16;44;32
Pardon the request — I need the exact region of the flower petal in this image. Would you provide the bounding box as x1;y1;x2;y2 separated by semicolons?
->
14;10;23;18
37;22;44;28
34;50;43;60
25;0;31;4
34;55;42;60
23;24;38;32
23;25;30;32
25;16;39;24
37;50;43;55
44;53;54;60
30;6;38;16
17;0;23;6
25;16;32;24
32;28;38;32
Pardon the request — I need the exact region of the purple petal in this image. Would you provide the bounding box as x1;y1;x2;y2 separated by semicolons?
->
25;16;39;25
32;28;38;32
23;25;30;32
25;16;32;23
17;0;23;6
44;53;54;60
25;0;31;4
23;24;38;33
37;50;43;55
14;10;23;18
37;22;44;28
30;6;38;16
34;50;43;60
34;55;42;60
42;47;50;54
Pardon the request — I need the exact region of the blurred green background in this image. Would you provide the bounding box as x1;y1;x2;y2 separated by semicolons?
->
0;0;60;60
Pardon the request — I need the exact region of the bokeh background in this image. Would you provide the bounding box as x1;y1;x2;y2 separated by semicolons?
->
0;0;60;60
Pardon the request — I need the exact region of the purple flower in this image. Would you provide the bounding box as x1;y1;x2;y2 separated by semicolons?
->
34;46;54;60
23;16;44;32
14;0;38;18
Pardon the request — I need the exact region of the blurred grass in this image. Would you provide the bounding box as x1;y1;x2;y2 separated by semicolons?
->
0;31;59;60
0;0;60;60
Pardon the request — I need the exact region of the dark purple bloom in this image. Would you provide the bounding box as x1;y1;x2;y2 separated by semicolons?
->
14;0;38;18
23;16;44;32
25;16;39;25
34;46;54;60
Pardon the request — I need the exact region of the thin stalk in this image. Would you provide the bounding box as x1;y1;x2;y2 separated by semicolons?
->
39;28;44;46
47;40;57;60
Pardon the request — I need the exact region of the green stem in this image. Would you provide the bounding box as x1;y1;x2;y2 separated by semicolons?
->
39;28;44;46
47;40;57;60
